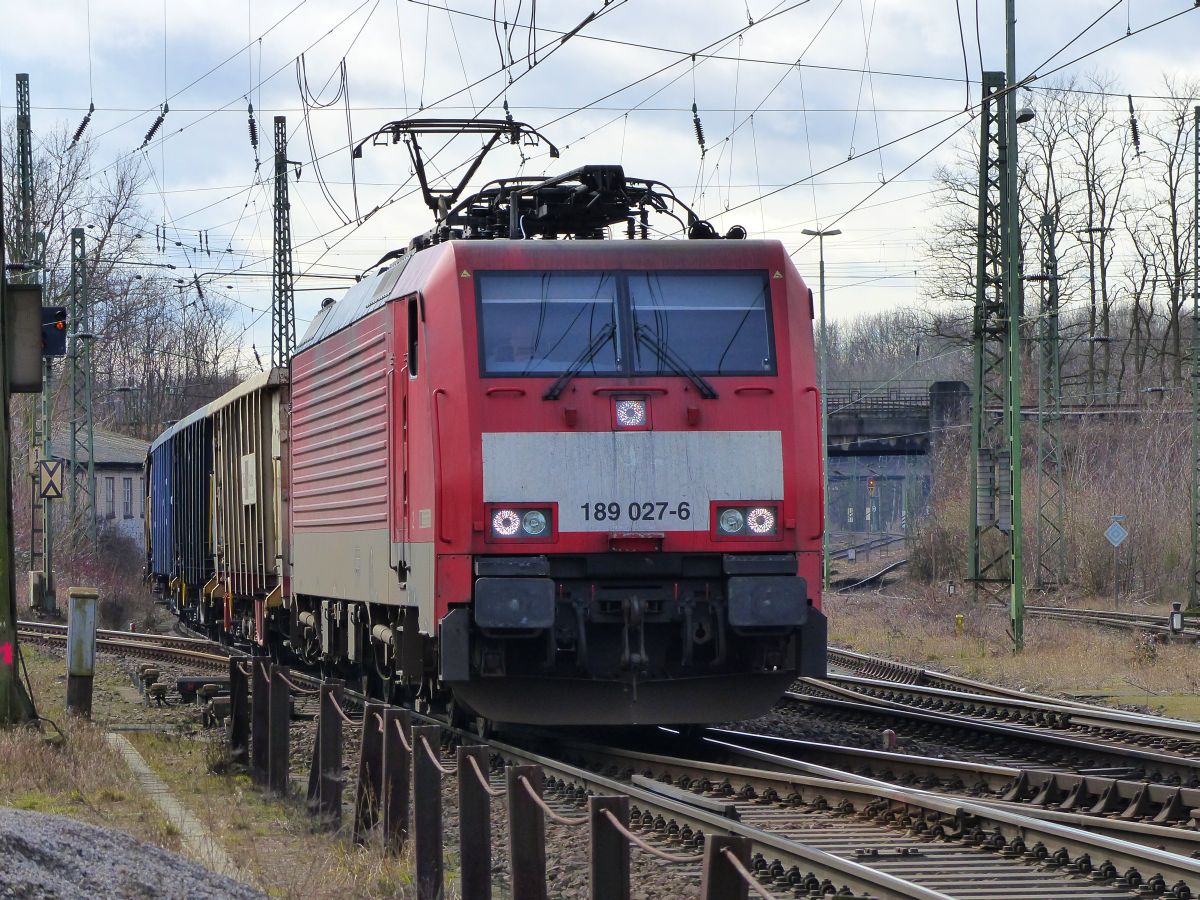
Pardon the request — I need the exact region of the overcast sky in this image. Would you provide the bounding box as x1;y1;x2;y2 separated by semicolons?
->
2;0;1199;356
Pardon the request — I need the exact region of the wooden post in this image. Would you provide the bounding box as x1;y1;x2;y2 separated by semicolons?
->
381;707;410;854
267;664;290;795
306;679;344;828
506;765;547;900
412;724;444;900
457;745;493;900
250;657;269;785
588;795;630;900
228;655;249;766
353;702;386;843
699;835;751;900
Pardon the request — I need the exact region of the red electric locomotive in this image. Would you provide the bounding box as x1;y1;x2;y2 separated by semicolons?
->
149;122;825;726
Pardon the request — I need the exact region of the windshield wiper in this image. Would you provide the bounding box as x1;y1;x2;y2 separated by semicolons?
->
542;322;617;400
634;324;718;399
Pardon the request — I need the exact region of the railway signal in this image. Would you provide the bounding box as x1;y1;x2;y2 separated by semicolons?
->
41;306;66;356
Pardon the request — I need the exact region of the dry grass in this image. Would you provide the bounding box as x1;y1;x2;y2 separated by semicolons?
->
0;706;181;850
910;412;1194;602
827;586;1200;720
10;642;421;898
126;731;425;899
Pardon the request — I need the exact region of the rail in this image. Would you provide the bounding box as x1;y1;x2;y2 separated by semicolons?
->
220;651;1200;898
225;655;795;900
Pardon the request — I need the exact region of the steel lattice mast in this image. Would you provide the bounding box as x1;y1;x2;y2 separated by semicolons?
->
271;116;296;368
968;72;1016;601
15;74;55;611
1191;106;1200;611
1034;211;1065;590
67;228;96;546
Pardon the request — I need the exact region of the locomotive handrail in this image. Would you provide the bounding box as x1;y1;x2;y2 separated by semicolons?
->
733;386;774;395
485;387;526;397
590;386;668;396
805;386;824;541
432;388;449;543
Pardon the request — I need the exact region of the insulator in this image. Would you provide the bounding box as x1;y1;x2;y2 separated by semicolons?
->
691;102;706;152
1127;95;1141;155
247;101;259;148
70;101;95;148
141;113;165;149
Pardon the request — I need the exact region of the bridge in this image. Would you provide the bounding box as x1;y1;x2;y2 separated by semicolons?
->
826;380;969;457
824;380;968;534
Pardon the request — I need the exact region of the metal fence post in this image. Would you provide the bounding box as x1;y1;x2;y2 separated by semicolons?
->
381;707;410;854
267;664;290;796
250;657;270;785
457;745;493;900
354;702;386;844
699;835;751;900
306;679;344;829
228;655;249;766
588;795;630;900
413;724;444;900
507;765;547;900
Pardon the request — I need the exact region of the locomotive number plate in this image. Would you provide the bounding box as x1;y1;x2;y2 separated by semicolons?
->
580;500;692;523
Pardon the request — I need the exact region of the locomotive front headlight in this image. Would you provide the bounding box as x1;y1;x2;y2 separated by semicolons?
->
614;398;647;428
746;506;777;535
718;508;745;534
521;510;548;535
491;508;522;537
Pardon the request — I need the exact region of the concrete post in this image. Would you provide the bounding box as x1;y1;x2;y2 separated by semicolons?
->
66;586;98;716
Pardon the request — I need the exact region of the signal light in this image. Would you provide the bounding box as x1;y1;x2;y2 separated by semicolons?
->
41;307;68;357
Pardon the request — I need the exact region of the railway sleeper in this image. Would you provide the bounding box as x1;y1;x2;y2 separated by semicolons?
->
1002;769;1200;824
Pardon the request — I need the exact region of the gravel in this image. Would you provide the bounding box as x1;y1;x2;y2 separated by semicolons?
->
0;808;263;900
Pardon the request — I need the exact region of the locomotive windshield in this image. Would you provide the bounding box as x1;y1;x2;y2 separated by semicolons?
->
477;272;621;375
478;270;774;377
629;272;773;375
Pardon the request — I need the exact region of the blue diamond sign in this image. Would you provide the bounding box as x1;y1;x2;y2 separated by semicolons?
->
1105;521;1128;548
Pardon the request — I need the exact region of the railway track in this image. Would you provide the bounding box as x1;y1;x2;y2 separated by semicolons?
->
828;533;906;561
534;733;1200;899
698;729;1200;858
797;648;1200;782
16;620;229;670
273;668;1200;897
1024;605;1200;640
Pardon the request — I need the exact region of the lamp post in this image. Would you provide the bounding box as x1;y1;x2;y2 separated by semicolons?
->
802;227;841;593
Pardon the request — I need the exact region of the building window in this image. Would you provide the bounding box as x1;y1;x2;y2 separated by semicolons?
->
105;477;115;519
123;477;133;519
139;477;145;518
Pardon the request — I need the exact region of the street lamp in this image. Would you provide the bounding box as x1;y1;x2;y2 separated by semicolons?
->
802;226;841;593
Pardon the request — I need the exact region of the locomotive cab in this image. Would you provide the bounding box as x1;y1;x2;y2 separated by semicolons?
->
428;239;827;725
